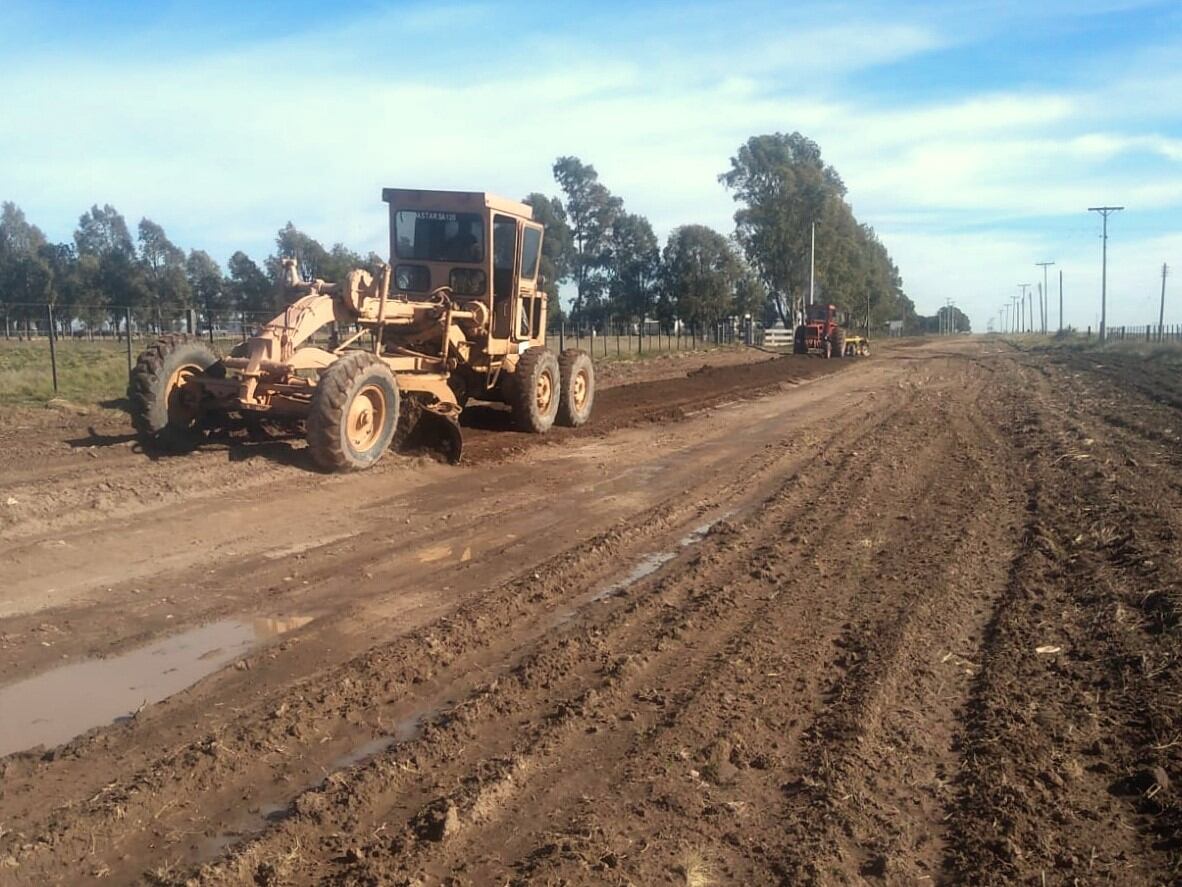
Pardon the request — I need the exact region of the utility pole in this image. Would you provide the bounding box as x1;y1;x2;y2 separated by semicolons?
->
1160;263;1169;341
1036;262;1054;334
1088;206;1124;342
1018;284;1031;333
1058;269;1063;334
808;222;816;309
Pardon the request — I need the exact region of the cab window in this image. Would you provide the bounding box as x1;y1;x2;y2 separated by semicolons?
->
492;215;517;300
520;227;541;281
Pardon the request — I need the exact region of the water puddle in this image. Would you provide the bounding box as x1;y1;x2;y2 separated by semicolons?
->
550;510;736;627
201;706;439;861
325;710;432;771
0;615;313;757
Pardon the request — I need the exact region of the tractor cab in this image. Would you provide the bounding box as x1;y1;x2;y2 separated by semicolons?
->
381;189;546;360
805;303;836;326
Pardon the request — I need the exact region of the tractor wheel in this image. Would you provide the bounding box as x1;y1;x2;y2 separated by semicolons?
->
307;352;400;471
793;326;807;355
830;330;845;359
860;342;871;357
511;346;560;433
128;334;222;450
556;349;595;427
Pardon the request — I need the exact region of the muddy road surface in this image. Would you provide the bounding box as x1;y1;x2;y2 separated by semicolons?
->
0;341;1178;885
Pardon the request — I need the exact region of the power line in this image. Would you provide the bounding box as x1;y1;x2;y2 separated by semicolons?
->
1087;206;1124;342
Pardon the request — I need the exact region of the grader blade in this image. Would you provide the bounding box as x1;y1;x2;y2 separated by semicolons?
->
421;411;464;464
397;403;463;464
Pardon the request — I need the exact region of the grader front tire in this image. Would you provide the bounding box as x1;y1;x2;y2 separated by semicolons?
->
512;347;560;433
128;334;221;450
556;349;595;427
307;352;400;472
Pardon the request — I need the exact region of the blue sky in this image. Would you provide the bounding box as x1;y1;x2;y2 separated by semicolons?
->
1;0;1179;330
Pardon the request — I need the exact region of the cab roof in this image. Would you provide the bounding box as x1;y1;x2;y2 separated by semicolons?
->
381;189;536;222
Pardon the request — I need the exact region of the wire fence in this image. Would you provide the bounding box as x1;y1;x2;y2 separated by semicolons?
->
1001;325;1182;342
0;304;757;403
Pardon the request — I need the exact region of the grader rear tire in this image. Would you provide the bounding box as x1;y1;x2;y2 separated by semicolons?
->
307;352;400;471
556;349;594;427
128;334;222;450
511;346;560;433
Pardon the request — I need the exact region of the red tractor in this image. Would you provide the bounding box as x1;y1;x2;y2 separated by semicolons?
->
794;303;846;358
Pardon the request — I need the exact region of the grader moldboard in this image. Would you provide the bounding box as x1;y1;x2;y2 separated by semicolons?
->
128;190;595;470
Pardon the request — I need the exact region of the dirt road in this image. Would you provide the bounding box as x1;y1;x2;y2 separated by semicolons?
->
0;341;1178;885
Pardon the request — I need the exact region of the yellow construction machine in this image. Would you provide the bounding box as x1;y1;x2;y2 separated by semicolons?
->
128;190;595;470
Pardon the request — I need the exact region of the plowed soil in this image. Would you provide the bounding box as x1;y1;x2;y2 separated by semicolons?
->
1;341;1179;886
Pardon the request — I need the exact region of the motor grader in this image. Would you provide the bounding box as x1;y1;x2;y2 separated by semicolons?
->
128;189;595;470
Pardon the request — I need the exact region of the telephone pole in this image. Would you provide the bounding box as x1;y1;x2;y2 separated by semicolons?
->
808;222;816;308
1058;269;1063;334
1160;263;1169;341
1088;206;1124;342
1036;261;1054;334
1018;284;1031;332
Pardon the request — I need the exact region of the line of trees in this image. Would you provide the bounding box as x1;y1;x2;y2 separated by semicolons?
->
531;134;918;333
0;203;385;337
0;131;921;337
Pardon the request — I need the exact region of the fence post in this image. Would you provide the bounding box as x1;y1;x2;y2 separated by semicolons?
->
125;307;134;373
47;304;59;394
559;320;565;353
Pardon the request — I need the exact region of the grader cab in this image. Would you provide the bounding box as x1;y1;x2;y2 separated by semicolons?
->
128;190;595;470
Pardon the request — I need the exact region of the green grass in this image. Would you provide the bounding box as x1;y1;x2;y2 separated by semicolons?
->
0;339;133;406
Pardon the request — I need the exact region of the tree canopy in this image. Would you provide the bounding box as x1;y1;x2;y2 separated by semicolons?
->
720;132;915;332
0;132;915;336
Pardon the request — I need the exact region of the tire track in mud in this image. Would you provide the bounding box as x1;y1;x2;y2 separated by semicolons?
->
944;354;1182;884
0;376;882;886
175;360;1021;885
330;380;936;885
767;369;1026;885
15;344;1177;886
